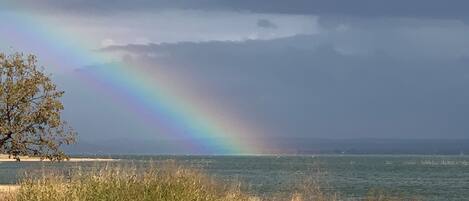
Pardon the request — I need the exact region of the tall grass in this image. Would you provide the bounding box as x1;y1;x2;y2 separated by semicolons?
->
1;162;420;201
10;162;252;201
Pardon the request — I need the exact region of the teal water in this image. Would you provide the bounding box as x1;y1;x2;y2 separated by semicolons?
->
0;155;468;200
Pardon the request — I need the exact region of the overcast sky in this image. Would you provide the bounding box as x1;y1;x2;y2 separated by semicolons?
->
1;0;469;152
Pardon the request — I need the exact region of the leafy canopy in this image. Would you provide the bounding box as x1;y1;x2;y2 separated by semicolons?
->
0;52;76;161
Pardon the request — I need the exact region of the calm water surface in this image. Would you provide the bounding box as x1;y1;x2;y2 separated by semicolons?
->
0;155;468;200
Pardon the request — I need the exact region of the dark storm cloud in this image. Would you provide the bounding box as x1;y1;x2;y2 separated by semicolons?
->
257;19;277;29
4;0;469;148
101;34;469;139
5;0;469;21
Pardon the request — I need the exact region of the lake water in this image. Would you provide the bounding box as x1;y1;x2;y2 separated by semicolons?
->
0;155;468;200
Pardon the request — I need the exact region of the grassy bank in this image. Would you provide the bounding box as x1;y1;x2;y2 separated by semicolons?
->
0;162;419;201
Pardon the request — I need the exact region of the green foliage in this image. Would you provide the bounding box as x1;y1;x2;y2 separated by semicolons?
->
0;52;76;161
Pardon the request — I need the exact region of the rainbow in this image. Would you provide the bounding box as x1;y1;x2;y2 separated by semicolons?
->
0;7;268;154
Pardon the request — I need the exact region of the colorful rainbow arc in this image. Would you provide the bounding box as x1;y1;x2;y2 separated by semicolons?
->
0;9;267;154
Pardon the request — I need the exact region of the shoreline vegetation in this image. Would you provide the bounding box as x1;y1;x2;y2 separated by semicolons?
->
0;154;116;162
0;161;420;201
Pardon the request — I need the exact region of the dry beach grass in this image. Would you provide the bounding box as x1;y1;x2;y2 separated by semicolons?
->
0;162;420;201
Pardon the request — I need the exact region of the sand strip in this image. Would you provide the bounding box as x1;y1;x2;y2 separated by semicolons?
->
0;154;117;162
0;158;116;162
0;185;19;192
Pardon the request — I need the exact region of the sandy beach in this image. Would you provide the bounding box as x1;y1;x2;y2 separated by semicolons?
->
0;154;116;162
0;185;18;192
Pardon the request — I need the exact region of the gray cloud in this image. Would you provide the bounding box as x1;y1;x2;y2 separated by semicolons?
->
103;17;469;61
0;8;318;47
4;0;469;21
3;0;469;150
257;19;277;29
99;31;469;139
